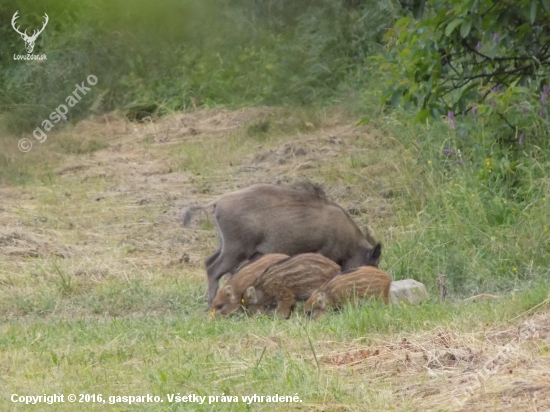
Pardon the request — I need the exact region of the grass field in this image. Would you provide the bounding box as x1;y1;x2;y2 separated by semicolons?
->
1;106;549;411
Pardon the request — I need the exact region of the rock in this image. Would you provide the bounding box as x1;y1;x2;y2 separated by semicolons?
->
390;279;429;305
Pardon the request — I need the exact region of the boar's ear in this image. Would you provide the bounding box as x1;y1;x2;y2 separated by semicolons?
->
368;243;382;267
223;285;238;303
316;292;327;310
244;286;258;305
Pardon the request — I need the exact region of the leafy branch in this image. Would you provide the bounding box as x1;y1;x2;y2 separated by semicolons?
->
384;0;550;130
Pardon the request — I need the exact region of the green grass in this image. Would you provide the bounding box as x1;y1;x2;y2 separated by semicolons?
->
1;1;550;406
1;275;548;411
1;103;550;410
0;0;396;135
376;124;550;295
55;136;109;155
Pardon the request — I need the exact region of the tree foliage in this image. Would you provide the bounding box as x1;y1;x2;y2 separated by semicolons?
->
384;0;550;133
1;0;398;133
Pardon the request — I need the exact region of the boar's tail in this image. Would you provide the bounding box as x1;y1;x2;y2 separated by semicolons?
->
183;201;216;226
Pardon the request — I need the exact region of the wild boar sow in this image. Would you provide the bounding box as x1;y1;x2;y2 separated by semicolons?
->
305;266;392;318
243;253;341;319
210;253;288;317
183;183;382;305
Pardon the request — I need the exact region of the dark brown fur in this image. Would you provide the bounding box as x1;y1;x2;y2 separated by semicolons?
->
183;183;381;305
305;266;392;318
210;253;288;317
243;253;341;319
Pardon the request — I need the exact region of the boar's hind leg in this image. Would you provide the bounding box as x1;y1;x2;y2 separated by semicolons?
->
205;249;247;306
205;246;221;268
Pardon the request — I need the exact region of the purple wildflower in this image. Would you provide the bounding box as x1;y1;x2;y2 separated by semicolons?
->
476;41;482;52
461;130;466;136
472;106;478;116
447;111;455;129
521;106;527;114
519;133;525;145
493;33;499;42
492;85;500;93
540;109;546;117
443;149;453;155
542;93;548;104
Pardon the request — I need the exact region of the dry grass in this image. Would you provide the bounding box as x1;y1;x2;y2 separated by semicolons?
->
1;108;549;411
313;305;550;411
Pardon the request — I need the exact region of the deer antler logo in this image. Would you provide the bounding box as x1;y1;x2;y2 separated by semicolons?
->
11;11;49;54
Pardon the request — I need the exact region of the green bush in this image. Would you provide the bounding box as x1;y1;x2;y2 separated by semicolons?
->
0;0;398;134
